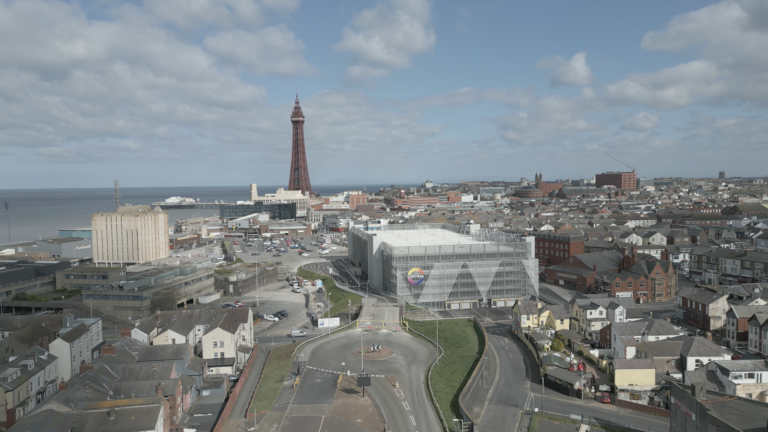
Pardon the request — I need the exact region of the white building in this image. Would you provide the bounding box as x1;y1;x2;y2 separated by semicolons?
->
250;184;310;217
92;205;169;267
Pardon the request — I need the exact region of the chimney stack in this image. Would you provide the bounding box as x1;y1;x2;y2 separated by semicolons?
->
692;382;706;399
102;344;116;356
156;382;163;396
120;327;131;339
59;379;67;391
706;332;712;341
80;362;93;375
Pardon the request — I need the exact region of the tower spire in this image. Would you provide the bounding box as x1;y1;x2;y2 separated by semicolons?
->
288;95;311;195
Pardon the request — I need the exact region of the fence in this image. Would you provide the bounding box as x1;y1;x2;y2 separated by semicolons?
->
457;316;492;430
211;343;259;432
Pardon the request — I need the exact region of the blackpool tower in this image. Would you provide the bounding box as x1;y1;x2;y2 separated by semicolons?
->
287;94;312;195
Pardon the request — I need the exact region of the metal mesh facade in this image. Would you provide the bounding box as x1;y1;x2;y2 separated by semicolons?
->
219;202;297;220
350;224;538;310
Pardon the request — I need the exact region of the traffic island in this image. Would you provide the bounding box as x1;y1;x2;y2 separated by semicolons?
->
352;347;394;360
332;375;386;431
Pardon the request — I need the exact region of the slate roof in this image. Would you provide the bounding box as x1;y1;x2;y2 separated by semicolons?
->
573;251;623;272
679;288;728;306
669;336;730;357
62;404;162;432
715;359;768;373
516;300;540;316
546;367;590;385
103;379;179;399
8;323;57;348
540;304;569;320
613;359;655;370
612;319;685;338
58;323;89;343
685;362;725;392
136;344;189;362
6;410;73;432
727;305;768;319
641;340;684;358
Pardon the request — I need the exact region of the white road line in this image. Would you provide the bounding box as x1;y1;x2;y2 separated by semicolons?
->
410;415;416;425
402;401;411;411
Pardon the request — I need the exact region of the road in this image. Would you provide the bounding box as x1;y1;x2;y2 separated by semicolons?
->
477;323;532;432
303;327;441;432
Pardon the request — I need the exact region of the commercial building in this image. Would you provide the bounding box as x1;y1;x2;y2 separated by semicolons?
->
58;227;92;239
55;266;126;291
249;184;309;217
636;177;654;188
0;260;70;299
259;221;309;237
81;259;215;319
595;171;637;190
220;200;297;221
349;223;538;310
534;232;585;266
92;205;169;267
16;237;92;260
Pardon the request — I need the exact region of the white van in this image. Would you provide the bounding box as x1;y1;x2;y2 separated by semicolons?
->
289;330;307;338
320;250;330;255
292;286;302;293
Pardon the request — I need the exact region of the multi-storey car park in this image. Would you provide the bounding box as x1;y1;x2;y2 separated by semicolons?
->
349;223;538;311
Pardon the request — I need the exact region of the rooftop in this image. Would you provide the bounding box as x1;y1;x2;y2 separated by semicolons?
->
376;228;488;247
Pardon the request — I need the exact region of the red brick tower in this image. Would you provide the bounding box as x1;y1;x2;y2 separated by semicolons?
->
287;94;312;195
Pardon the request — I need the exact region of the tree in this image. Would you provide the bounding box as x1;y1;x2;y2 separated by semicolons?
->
12;292;28;301
150;290;178;312
551;339;564;352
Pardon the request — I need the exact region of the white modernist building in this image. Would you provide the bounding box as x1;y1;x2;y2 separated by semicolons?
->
92;205;169;267
349;223;538;310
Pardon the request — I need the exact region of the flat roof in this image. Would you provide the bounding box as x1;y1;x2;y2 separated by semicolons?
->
375;228;489;247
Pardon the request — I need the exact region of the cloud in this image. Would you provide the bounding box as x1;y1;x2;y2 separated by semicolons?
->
334;0;436;82
621;112;660;131
402;87;534;110
538;52;594;87
204;26;315;76
606;0;768;108
143;0;266;30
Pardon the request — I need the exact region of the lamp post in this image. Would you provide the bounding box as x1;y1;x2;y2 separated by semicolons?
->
327;292;332;336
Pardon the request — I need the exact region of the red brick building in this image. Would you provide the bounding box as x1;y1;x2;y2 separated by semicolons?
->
534;232;586;265
596;171;636;190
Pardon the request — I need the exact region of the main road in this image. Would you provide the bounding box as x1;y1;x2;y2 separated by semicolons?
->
302;326;442;432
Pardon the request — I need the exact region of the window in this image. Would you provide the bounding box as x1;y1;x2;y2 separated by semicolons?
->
220;341;224;347
213;342;217;348
627;282;633;289
213;353;218;358
614;282;621;289
220;352;224;358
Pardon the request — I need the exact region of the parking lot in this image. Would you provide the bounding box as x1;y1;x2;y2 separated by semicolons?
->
232;234;347;273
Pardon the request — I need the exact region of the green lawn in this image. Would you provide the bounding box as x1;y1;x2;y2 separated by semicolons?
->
297;267;363;318
249;344;297;413
405;318;483;425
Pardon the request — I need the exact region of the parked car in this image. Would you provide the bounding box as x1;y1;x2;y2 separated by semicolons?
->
228;374;239;382
600;392;611;404
265;315;279;321
234;301;244;307
320;250;329;255
732;354;744;360
253;311;264;319
275;310;290;317
235;249;242;253
289;330;307;338
251;252;260;256
273;253;282;257
317;287;324;293
331;246;338;250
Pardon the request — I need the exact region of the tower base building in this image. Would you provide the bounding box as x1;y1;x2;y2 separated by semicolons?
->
349;224;538;310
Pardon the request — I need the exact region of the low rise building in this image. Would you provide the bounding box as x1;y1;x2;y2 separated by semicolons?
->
0;347;58;430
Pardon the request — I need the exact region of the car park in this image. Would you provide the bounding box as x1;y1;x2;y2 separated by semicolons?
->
265;315;279;321
289;330;307;338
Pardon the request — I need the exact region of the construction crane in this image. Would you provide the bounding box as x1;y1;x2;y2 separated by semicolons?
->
603;152;635;173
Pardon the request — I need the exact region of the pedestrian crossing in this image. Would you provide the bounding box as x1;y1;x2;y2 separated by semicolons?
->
305;365;386;378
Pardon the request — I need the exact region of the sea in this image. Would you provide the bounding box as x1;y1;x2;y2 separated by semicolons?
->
0;184;400;244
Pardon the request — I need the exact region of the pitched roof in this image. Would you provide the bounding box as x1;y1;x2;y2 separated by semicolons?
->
612;319;684;338
58;323;89;343
669;336;729;357
613;359;654;370
62;404;163;432
516;300;540;316
6;410;73;432
573;251;623;272
680;288;728;305
641;340;684;358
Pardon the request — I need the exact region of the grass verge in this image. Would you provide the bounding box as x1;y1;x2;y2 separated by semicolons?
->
529;413;630;432
297;267;363;318
405;318;482;424
249;344;296;414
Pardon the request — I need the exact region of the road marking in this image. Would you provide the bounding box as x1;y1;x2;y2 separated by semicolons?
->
395;389;404;399
410;415;416;425
402;401;410;411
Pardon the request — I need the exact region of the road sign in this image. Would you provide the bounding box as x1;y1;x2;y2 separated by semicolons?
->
357;374;371;387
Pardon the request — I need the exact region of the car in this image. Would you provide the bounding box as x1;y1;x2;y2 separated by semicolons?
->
234;301;244;307
320;250;329;255
265;315;279;321
253;311;264;319
235;249;242;253
221;304;236;308
317;287;324;293
276;310;290;317
298;250;304;254
251;252;260;256
600;392;611;404
273;253;281;257
228;374;239;382
300;237;304;240
289;330;307;338
732;354;744;360
331;246;338;250
280;249;287;253
302;253;309;257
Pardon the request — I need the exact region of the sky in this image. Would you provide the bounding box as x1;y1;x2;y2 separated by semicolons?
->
1;0;767;189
